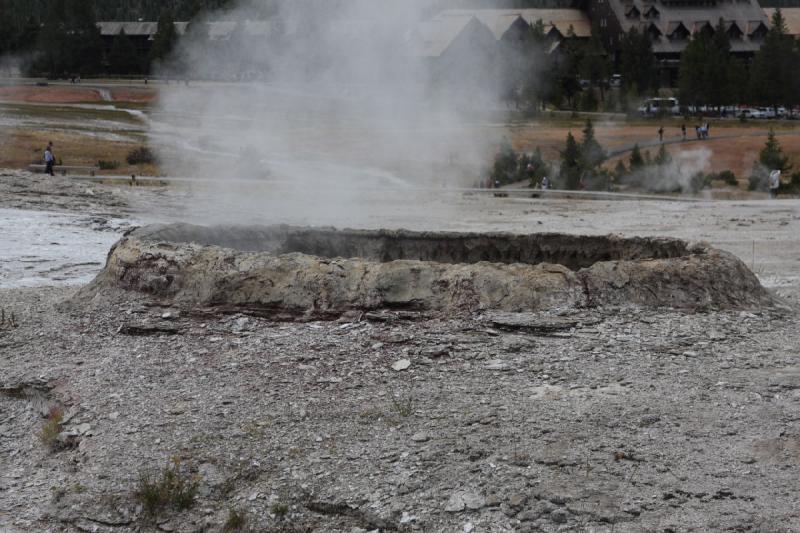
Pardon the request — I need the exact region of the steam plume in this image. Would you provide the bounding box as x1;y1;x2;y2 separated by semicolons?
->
150;0;518;226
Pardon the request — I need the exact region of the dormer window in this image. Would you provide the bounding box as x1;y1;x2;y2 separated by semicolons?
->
694;21;714;38
666;21;690;40
645;22;663;40
625;5;641;19
644;6;660;19
546;25;564;41
725;20;743;39
748;20;768;39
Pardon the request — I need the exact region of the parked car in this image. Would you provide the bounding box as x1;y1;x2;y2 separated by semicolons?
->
638;97;680;116
760;107;777;119
739;108;767;119
608;74;622;88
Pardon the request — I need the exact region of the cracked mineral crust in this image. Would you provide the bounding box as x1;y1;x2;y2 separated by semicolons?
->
75;223;777;317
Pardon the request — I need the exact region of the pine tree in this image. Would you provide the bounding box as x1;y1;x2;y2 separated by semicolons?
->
36;0;68;77
619;27;656;95
655;144;672;166
151;8;178;66
629;143;644;171
16;16;41;54
707;18;733;110
614;160;627;178
489;138;519;186
678;31;711;110
579;26;610;101
522;19;555;111
64;0;103;75
558;29;584;109
726;58;748;109
108;28;141;74
580;118;605;170
0;0;11;57
750;9;800;114
759;129;791;172
560;132;582;190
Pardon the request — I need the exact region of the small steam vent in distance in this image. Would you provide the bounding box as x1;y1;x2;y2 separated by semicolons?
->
78;224;777;318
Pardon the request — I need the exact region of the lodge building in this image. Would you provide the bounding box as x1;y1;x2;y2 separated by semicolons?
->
96;4;800;84
585;0;773;84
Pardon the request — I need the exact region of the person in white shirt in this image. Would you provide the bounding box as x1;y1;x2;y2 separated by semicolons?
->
44;143;55;176
768;169;781;199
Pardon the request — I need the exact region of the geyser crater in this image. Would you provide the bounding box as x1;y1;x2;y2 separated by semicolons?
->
77;224;776;317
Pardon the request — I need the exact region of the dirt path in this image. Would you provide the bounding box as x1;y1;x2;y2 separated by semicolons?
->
604;128;800;158
0;83;156;104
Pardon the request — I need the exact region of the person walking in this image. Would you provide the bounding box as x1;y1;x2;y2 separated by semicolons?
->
681;124;686;140
768;169;781;199
658;126;664;142
44;143;55;176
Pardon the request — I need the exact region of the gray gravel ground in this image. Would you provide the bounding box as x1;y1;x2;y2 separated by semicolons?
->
1;170;800;532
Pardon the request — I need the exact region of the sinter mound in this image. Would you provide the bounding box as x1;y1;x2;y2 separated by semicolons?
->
77;224;776;317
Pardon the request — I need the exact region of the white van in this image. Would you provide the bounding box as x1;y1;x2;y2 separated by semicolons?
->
739;108;766;119
638;97;680;116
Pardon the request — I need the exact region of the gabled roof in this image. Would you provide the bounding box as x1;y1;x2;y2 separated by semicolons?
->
763;8;800;35
625;4;641;18
605;0;768;53
546;25;563;40
203;20;288;40
724;20;744;37
435;8;591;39
97;21;158;36
666;21;690;37
645;21;663;37
693;20;714;34
521;9;592;38
97;21;190;38
436;10;528;41
643;5;660;18
409;15;485;58
747;19;769;36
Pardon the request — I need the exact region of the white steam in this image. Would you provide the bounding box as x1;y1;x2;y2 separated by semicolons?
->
0;54;25;77
150;0;517;226
629;147;713;193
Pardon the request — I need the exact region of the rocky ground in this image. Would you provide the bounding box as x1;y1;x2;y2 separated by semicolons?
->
2;170;800;532
0;170;180;219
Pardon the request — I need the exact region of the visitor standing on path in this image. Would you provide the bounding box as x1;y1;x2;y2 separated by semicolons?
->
681;124;686;140
658;126;664;142
769;169;781;198
44;143;55;176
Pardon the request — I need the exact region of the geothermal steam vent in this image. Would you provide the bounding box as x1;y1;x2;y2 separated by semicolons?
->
83;224;774;315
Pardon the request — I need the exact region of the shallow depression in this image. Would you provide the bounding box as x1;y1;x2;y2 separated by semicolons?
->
134;223;694;271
